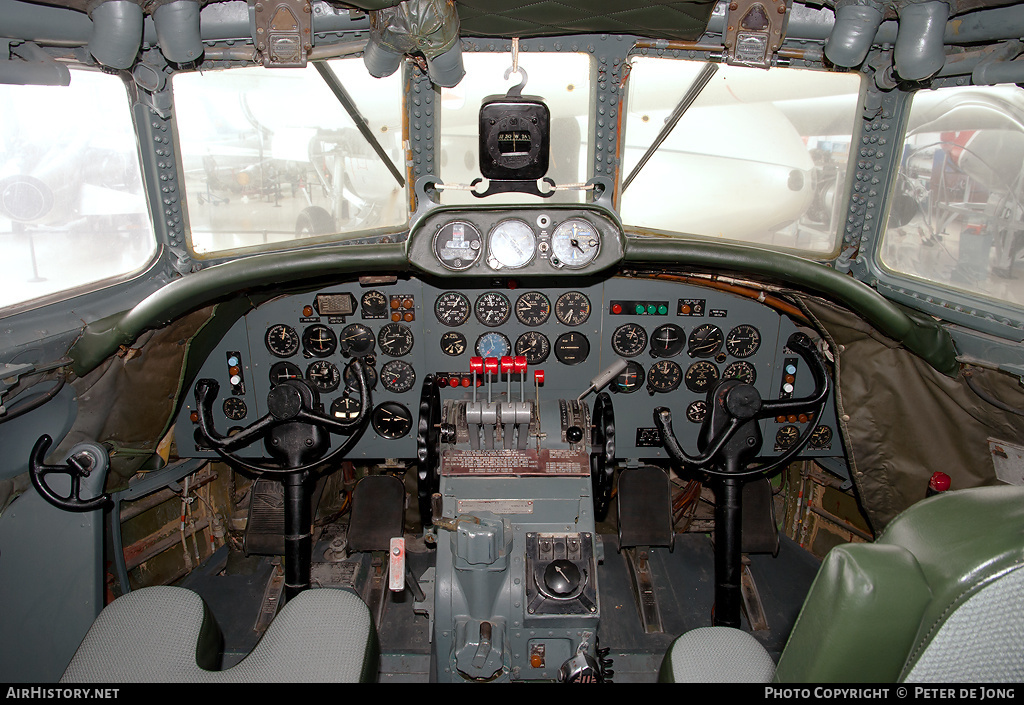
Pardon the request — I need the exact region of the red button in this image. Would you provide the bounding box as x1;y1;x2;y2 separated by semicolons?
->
611;303;622;315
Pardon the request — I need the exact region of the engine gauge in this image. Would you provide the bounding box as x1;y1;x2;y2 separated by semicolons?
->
474;292;512;327
360;290;389;319
810;425;833;450
775;424;800;450
222;397;248;421
611;323;648;358
686;399;708;423
726;324;761;358
434;291;471;326
647;360;682;393
306;360;341;393
440;331;467;356
515;291;551;326
515;331;551;364
338;323;374;357
433;221;482;271
475;332;511;358
687;324;724;358
372;402;413;439
330;396;363;426
380;360;417;393
684;360;720;393
554;291;591;326
554;331;590;365
649;324;686;358
378;322;414;357
269;361;303;386
344;361;377;391
612;361;645;393
487;219;537;270
550;218;600;269
302;324;337;358
723;360;757;384
265;324;300;358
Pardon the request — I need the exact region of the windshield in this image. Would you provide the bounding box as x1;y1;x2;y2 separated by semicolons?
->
620;58;861;256
173;58;407;256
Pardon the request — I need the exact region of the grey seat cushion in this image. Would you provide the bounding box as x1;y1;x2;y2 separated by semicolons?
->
659;626;775;683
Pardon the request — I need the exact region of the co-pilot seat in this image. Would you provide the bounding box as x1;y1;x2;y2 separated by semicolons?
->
659;485;1024;683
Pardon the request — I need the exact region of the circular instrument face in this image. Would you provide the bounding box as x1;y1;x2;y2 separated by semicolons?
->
377;322;414;357
554;331;590;365
372;401;413;439
380;359;416;393
269;361;303;386
487;219;537;270
338;323;374;357
686;399;708;423
809;425;833;450
360;290;389;318
647;360;682;393
434;291;471;326
439;331;467;357
612;361;645;393
554;291;591;326
302;324;337;358
726;324;762;358
306;360;341;393
474;292;512;327
475;331;511;358
775;424;800;449
611;323;648;358
265;324;300;358
550;218;600;269
649;323;686;358
433;220;482;271
329;396;363;425
515;331;551;364
687;324;724;358
723;360;757;384
684;360;720;393
222;397;248;421
515;291;551;326
344;361;377;391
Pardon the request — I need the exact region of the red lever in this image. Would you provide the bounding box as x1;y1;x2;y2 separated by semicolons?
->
500;356;513;374
534;369;545;384
485;357;499;375
470;357;484;374
514;356;527;374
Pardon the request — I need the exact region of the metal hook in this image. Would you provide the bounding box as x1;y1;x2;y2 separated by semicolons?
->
503;66;528;97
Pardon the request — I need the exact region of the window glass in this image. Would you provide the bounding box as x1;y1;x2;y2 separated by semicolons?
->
173;59;407;255
880;85;1024;309
0;70;155;313
621;58;861;255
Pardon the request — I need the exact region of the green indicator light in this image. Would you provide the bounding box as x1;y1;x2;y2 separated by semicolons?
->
647;304;657;315
635;304;645;315
658;304;668;315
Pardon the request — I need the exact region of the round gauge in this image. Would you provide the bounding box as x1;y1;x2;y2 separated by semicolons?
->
338;323;374;357
433;220;483;271
475;332;511;358
611;323;648;358
775;425;800;450
554;291;591;326
647;360;682;393
378;323;414;357
474;292;512;327
684;360;720;393
686;400;708;423
434;291;471;326
440;331;467;357
515;331;551;365
687;324;724;358
550;218;600;269
372;401;413;439
344;361;377;391
726;324;762;358
306;360;341;393
265;324;300;358
515;291;551;326
329;396;363;427
554;331;590;365
809;425;833;450
269;361;303;386
723;360;757;384
222;397;248;421
380;359;416;393
487;219;537;270
612;361;645;394
361;290;389;318
649;324;687;358
301;324;337;358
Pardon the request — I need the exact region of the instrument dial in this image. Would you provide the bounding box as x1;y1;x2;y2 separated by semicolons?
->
372;402;413;439
515;291;551;326
434;291;471;326
265;324;300;358
377;323;414;357
329;396;363;425
809;425;833;450
487;219;537;270
723;360;757;384
515;331;551;365
611;323;648;358
686;400;708;423
550;218;600;269
360;290;389;318
269;361;303;386
222;397;247;421
302;324;337;358
726;324;761;358
687;324;724;358
775;424;800;450
649;323;687;358
474;292;512;327
433;220;482;271
554;331;590;365
647;360;682;393
684;360;720;393
338;323;374;357
380;360;416;393
612;361;645;393
554;291;591;326
306;360;341;393
475;332;511;358
344;361;377;391
440;331;467;357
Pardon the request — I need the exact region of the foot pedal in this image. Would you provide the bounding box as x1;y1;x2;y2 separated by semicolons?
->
623;547;664;634
616;466;673;550
347;475;405;552
741;478;779;555
244;476;327;555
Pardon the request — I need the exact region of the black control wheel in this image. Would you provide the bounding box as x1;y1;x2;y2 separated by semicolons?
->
590;391;615;522
28;435;112;512
416;374;442;527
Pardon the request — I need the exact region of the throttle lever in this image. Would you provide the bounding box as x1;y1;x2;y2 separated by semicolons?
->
29;434;113;512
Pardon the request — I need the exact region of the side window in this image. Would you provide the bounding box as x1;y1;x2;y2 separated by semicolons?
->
0;69;156;314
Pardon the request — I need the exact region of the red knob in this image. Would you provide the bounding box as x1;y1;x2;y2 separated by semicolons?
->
470;357;484;374
501;356;513;373
534;370;545;384
485;358;499;374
